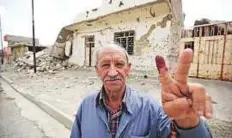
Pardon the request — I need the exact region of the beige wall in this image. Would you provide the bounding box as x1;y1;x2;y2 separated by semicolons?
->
180;35;232;81
11;45;27;60
74;0;161;24
69;2;175;75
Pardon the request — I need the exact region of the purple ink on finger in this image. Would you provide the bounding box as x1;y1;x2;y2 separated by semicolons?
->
155;56;167;73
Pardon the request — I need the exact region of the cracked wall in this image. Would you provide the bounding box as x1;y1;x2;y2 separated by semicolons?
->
69;2;175;75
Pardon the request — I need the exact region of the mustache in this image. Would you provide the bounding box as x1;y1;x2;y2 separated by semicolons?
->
105;76;121;81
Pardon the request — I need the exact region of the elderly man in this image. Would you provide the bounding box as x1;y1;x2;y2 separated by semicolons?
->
70;43;213;138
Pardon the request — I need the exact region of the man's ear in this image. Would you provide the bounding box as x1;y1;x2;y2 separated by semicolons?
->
126;63;131;75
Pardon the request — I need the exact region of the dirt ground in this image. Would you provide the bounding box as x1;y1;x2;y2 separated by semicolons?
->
2;66;232;137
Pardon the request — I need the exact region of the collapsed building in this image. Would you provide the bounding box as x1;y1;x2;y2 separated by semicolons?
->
3;34;79;74
51;0;184;76
3;34;42;61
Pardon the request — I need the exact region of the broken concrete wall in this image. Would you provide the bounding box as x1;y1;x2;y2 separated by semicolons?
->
69;1;174;75
50;27;74;59
69;33;85;66
73;0;163;24
4;35;40;46
10;45;27;60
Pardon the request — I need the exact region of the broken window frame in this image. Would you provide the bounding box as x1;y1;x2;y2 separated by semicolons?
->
84;35;95;67
184;41;194;52
85;35;95;48
114;30;135;55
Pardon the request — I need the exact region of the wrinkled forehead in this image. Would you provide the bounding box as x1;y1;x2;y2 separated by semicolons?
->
98;47;127;62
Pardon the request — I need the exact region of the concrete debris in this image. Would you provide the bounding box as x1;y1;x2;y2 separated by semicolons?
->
88;77;98;80
65;85;71;88
140;82;145;85
14;48;80;74
89;81;94;85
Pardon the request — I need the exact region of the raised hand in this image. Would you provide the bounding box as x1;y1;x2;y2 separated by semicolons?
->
155;48;213;128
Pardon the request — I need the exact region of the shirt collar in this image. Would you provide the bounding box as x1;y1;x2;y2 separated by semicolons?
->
98;86;130;114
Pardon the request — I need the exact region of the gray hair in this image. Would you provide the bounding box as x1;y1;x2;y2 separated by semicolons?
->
94;43;129;67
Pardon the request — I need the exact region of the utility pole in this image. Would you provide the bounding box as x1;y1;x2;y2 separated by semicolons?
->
0;14;4;65
0;14;3;92
31;0;37;73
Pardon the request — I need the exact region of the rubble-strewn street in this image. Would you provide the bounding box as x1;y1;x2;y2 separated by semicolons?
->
2;64;232;138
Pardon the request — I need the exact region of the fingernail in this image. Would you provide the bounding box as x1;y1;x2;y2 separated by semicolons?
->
155;56;166;73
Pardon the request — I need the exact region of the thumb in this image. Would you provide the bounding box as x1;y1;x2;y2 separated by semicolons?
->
163;98;192;119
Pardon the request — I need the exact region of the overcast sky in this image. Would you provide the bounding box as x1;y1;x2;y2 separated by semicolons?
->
0;0;231;46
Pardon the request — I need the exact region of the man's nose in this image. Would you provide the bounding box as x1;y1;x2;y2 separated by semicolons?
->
108;64;118;77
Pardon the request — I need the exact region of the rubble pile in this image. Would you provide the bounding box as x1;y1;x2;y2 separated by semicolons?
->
14;48;79;74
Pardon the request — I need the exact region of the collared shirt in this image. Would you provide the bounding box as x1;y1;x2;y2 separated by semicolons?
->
70;87;213;138
99;87;127;138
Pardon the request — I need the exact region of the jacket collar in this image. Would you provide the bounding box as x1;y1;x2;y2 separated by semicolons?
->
96;86;137;115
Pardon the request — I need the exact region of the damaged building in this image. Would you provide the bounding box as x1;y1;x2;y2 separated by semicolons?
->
181;20;232;81
4;34;47;61
51;0;183;75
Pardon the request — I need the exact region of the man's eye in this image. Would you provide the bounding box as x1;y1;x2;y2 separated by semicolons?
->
101;64;110;68
115;63;124;68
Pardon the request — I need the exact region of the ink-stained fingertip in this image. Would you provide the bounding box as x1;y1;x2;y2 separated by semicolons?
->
155;56;166;72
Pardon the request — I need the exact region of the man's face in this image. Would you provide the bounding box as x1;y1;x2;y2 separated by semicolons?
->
95;48;131;92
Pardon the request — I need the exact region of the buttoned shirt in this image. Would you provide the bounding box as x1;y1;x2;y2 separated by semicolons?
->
70;87;212;138
100;88;126;137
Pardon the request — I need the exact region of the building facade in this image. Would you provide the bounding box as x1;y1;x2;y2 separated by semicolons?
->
52;0;183;75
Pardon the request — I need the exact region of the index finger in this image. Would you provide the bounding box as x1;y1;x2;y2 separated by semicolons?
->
155;56;172;85
155;56;184;97
174;48;193;84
